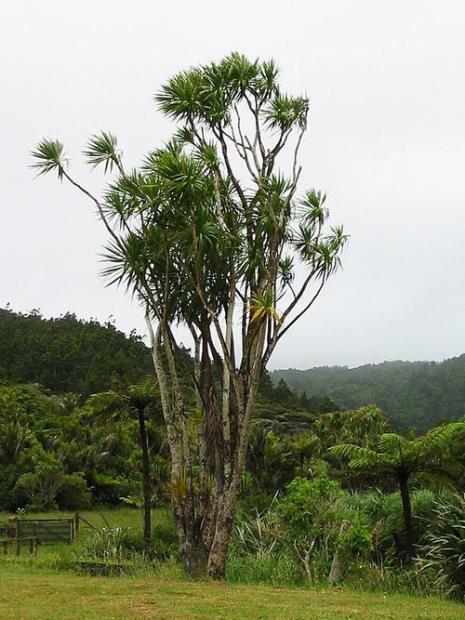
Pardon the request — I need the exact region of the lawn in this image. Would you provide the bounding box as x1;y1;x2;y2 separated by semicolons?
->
0;563;463;619
0;508;463;619
0;506;166;531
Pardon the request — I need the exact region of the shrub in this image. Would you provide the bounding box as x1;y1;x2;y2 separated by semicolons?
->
117;515;178;560
13;463;63;511
415;493;465;600
232;478;374;586
348;488;444;561
90;474;134;505
275;475;341;531
56;473;91;510
77;527;130;564
276;477;372;564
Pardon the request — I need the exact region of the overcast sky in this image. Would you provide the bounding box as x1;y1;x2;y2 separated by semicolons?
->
1;0;464;369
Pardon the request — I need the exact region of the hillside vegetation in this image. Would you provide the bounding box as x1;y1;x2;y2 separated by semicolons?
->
272;358;465;431
1;308;465;603
0;307;152;397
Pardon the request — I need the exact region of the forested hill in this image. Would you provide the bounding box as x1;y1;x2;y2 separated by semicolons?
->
4;307;463;432
0;308;152;396
271;358;465;431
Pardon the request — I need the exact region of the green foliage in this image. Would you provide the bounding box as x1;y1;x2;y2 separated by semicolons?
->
272;357;465;432
227;549;305;587
416;493;465;600
276;476;341;531
83;131;119;172
345;488;439;551
0;377;169;512
90;475;135;506
150;516;179;560
0;308;152;397
317;405;388;451
14;462;63;511
275;477;373;573
331;422;465;478
55;473;91;511
30;139;66;179
233;476;374;586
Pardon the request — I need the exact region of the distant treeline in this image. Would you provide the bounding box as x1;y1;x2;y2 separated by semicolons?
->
272;358;465;431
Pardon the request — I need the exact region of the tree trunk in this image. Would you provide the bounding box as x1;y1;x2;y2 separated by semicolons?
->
146;317;266;580
206;483;239;578
398;473;414;560
328;520;349;585
137;405;152;556
180;540;209;578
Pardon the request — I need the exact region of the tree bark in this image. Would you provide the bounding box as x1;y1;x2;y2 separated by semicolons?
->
180;539;209;578
206;481;239;578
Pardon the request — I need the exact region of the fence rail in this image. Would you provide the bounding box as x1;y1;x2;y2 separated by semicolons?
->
0;536;38;556
0;514;80;545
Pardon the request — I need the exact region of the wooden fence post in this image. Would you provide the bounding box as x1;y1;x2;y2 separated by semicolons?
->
15;518;20;556
74;512;80;539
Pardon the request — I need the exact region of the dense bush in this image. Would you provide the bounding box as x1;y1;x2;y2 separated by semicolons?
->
55;473;92;510
231;477;375;586
13;462;64;511
416;494;465;600
89;474;135;506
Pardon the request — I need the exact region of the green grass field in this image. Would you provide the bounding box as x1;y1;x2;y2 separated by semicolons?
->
0;508;463;619
0;506;162;531
0;564;463;619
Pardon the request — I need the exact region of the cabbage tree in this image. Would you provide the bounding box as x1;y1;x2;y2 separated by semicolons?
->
32;53;346;577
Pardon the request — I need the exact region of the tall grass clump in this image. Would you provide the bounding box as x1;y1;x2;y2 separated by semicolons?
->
73;517;178;575
415;493;465;601
227;502;305;586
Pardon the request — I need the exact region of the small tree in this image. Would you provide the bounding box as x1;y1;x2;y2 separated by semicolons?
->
88;381;159;555
32;53;346;577
331;422;465;558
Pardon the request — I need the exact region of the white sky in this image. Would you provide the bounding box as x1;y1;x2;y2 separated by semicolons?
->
1;0;465;369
